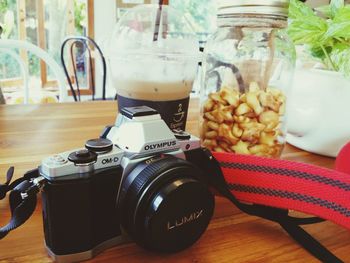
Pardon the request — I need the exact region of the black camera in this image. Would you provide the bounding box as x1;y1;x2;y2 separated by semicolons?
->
40;106;217;262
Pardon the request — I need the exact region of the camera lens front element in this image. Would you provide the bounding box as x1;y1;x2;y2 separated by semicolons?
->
119;156;215;253
141;177;213;252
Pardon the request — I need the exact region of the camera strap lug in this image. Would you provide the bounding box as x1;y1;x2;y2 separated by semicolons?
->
20;176;46;200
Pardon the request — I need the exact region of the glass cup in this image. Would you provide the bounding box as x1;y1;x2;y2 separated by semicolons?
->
106;4;200;130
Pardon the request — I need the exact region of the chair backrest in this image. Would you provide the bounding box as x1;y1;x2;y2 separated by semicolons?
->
0;39;67;103
61;36;107;102
0;47;29;103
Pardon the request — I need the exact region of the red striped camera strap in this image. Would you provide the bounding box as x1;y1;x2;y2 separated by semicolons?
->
212;146;350;231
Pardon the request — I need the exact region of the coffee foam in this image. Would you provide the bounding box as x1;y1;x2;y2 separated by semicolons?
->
114;79;193;101
108;54;198;101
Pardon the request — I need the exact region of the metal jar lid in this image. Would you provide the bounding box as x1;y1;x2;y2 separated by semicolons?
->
217;0;289;19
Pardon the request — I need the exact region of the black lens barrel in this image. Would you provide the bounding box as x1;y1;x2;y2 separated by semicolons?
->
118;155;215;253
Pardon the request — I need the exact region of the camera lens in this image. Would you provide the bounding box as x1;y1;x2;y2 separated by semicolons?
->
118;155;215;253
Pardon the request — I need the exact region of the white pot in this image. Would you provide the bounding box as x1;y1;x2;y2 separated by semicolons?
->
287;68;350;157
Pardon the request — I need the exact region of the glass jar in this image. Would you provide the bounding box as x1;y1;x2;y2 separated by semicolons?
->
200;0;295;158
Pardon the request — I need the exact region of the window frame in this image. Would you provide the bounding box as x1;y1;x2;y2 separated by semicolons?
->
0;0;95;97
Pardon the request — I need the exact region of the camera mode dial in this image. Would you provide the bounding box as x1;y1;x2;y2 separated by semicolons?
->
68;149;97;164
85;138;113;153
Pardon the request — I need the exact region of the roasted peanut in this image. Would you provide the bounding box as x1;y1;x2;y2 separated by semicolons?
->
267;145;281;157
210;93;227;105
211;110;225;124
244;112;257;118
259;92;280;112
259;111;279;131
247;92;263;115
221;106;235;122
267;87;282;98
218;141;232;152
214;147;225;152
205;131;218;139
204;99;215;112
201;82;286;158
231;140;250;154
240;94;247;103
249;144;270;155
235;103;252;115
239;121;265;131
207;121;219;131
234;115;250;123
218;123;239;145
232;123;243;138
217;123;230;137
259;131;277;146
204;112;214;121
222;110;234;122
273;145;284;156
220;87;239;107
202;139;217;148
241;127;260;144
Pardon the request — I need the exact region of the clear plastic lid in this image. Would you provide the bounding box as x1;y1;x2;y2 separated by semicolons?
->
106;4;201;99
106;4;200;61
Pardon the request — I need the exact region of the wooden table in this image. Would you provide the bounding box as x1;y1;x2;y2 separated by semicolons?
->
1;101;349;262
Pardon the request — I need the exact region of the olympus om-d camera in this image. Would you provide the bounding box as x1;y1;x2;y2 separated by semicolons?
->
40;106;216;262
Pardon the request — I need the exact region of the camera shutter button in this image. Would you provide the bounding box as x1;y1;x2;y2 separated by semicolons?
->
50;154;67;165
68;149;97;164
47;154;67;165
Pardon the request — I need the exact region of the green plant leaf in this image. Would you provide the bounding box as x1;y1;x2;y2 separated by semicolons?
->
288;0;314;19
325;21;350;40
288;0;330;48
325;7;350;40
333;5;350;22
288;16;328;45
288;0;350;77
310;45;333;60
330;0;344;18
330;43;350;76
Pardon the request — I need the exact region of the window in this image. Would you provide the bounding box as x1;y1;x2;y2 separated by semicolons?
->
0;0;94;96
